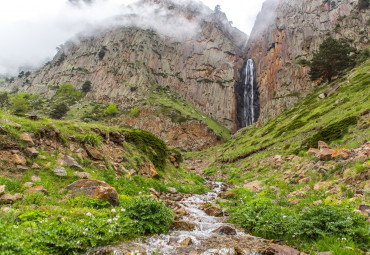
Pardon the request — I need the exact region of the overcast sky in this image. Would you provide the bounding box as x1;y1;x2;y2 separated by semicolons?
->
0;0;266;75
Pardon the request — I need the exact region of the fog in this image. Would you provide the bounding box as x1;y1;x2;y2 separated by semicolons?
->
0;0;267;75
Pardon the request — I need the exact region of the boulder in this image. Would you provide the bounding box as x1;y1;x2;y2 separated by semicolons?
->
204;206;223;217
10;154;27;165
172;220;195;231
212;226;237;235
20;132;34;146
265;244;301;255
62;155;83;170
307;148;319;156
317;148;336;161
85;145;103;160
0;194;18;204
24;182;33;188
0;185;5;195
27;186;48;195
31;176;41;182
66;179;119;206
73;171;92;179
27;147;39;158
138;162;159;178
220;192;236;199
53;167;68;177
332;148;350;160
17;165;29;171
318;141;331;150
179;237;193;247
168;187;177;194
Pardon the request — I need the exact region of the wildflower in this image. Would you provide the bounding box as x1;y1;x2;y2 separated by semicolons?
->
113;217;118;221
86;212;92;217
108;230;112;233
342;237;347;241
156;240;165;248
111;208;116;213
85;228;89;232
283;216;287;219
139;192;142;195
80;219;84;222
83;232;86;235
121;208;126;212
292;235;296;238
107;219;112;223
76;241;81;245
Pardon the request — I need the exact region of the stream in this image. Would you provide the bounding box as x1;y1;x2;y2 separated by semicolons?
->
91;182;268;255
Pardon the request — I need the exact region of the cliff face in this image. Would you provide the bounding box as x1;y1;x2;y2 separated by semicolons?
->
247;0;369;124
4;2;247;132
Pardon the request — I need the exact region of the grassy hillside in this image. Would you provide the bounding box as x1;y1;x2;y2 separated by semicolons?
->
0;112;207;254
188;59;370;253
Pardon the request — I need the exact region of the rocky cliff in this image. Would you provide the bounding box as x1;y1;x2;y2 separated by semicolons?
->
3;1;247;133
247;0;369;124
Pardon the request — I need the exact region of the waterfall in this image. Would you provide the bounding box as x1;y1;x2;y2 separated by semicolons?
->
240;59;259;127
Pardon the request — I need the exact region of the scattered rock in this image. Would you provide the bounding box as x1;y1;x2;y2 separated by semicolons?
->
332;148;350;160
179;237;193;247
85;144;103;160
24;182;33;188
0;194;18;204
53;167;68;177
313;200;322;206
0;185;5;195
174;206;187;216
171;220;195;231
39;155;46;160
318;141;331;150
149;188;160;197
17;165;29;171
10;154;27;165
73;171;92;179
314;181;333;191
243;180;262;192
265;243;301;255
204;206;223;217
31;176;41;182
62;155;83;170
317;252;332;255
32;163;41;169
168;187;177;194
27;186;48;195
307;148;319;156
138;162;159;178
66;179;119;206
317;148;336;161
359;204;370;214
27;147;39;158
20;132;34;146
212;226;237;235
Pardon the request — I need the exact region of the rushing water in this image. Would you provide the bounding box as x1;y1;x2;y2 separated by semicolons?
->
91;182;267;255
237;59;260;128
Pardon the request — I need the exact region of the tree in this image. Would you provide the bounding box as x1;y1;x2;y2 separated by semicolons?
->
358;0;369;9
0;92;9;107
10;95;28;114
309;37;355;83
50;103;69;119
106;104;118;116
82;81;92;93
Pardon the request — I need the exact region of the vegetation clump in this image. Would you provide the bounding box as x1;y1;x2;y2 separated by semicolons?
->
106;103;118;116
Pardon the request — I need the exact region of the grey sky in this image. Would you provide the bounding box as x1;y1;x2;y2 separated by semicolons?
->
0;0;266;75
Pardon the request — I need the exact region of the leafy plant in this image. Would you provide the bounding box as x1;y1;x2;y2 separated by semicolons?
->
50;102;69;119
82;81;92;93
78;132;103;147
106;103;118;116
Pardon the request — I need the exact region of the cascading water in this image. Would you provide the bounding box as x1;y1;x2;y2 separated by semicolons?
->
236;59;260;129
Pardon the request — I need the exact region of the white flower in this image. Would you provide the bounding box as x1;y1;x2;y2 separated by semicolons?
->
342;237;347;241
283;216;287;219
76;241;81;245
84;228;89;232
83;232;86;235
113;217;118;221
107;219;112;223
121;208;126;212
86;212;92;217
111;209;116;213
139;192;142;195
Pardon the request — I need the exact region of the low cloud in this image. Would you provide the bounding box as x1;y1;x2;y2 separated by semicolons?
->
0;0;210;75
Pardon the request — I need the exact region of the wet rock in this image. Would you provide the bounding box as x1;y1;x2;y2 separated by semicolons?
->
204;206;223;217
11;154;27;165
73;171;92;179
266;243;301;255
138;162;159;178
179;237;193;247
62;155;83;170
172;220;195;231
174;206;187;216
20;132;34;146
212;226;237;235
66;179;119;206
0;185;5;195
53;167;68;177
168;187;177;194
85;144;103;160
27;147;39;158
27;186;48;195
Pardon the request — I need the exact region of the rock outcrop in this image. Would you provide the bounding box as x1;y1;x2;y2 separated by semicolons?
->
247;0;369;124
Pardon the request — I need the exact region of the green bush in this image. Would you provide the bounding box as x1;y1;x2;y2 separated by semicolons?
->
50;102;69;119
106;104;118;116
131;106;140;117
81;81;92;93
122;197;174;235
9;94;28;114
358;0;369;9
77;132;103;147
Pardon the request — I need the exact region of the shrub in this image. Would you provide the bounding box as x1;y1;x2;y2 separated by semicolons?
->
131;107;139;117
121;197;174;234
9;94;28;114
78;132;103;147
82;81;92;93
0;92;9;107
106;104;118;116
50;102;69;119
358;0;369;9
